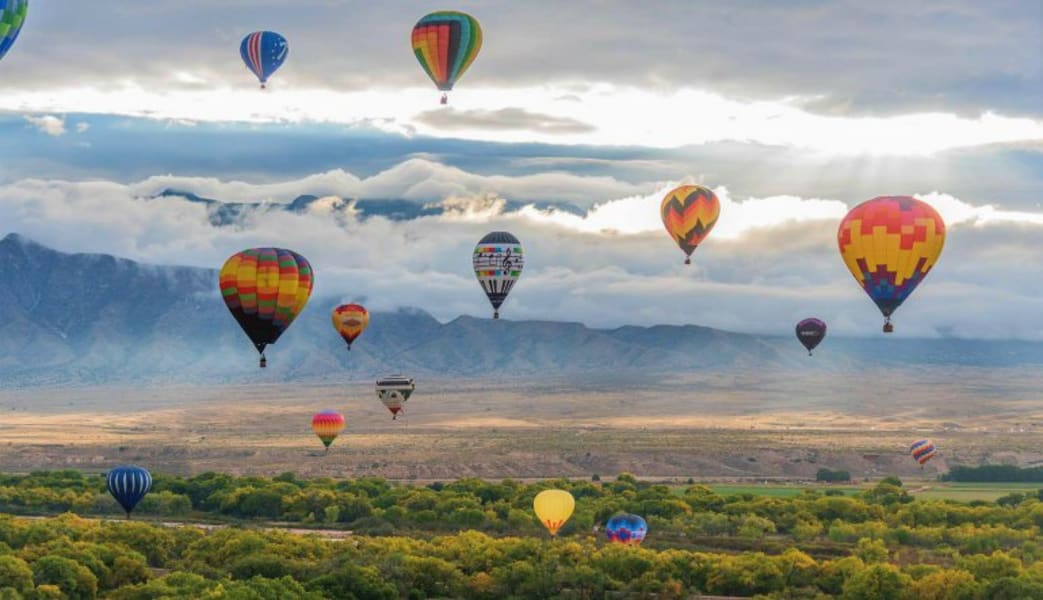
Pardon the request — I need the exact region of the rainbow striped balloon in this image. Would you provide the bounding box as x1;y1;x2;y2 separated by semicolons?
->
660;184;720;265
219;248;313;367
312;410;345;449
910;439;938;466
412;11;481;102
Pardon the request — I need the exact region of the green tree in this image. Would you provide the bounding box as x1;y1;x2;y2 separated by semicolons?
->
907;569;982;600
855;538;889;563
31;556;98;600
0;556;33;594
840;563;909;600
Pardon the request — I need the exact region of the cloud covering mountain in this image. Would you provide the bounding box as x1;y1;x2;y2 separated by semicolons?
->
1;234;1041;387
1;156;1041;340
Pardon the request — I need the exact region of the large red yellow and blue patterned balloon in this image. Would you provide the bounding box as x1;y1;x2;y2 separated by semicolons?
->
332;303;369;350
838;196;945;333
660;184;720;265
412;11;482;104
219;248;314;367
311;410;345;451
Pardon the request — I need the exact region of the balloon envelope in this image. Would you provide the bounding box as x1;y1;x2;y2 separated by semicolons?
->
106;465;152;516
219;248;314;365
605;513;648;545
412;11;482;92
240;31;288;87
795;318;827;355
376;374;415;419
910;439;938;465
312;410;345;448
473;231;523;319
838;196;945;332
0;0;29;64
660;184;720;264
332;304;369;349
533;489;575;536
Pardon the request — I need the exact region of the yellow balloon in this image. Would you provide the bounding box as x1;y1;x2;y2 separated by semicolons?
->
533;489;575;536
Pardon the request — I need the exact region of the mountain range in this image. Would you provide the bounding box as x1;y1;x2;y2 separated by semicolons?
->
0;233;1041;387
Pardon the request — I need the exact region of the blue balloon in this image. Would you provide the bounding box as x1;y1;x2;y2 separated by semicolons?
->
0;0;29;64
240;31;288;88
106;465;152;517
605;513;648;545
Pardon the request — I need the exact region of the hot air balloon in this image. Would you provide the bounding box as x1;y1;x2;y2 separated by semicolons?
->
910;439;938;467
219;248;314;368
660;184;720;265
795;318;827;356
605;513;648;545
376;374;415;420
240;31;288;88
0;1;28;65
312;410;345;452
332;304;369;350
412;11;482;104
106;465;152;519
473;232;523;319
838;196;945;333
533;489;574;537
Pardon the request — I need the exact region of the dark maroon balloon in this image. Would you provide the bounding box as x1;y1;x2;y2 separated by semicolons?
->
795;318;827;355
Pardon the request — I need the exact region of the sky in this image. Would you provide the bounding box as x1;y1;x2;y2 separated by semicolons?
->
0;0;1041;339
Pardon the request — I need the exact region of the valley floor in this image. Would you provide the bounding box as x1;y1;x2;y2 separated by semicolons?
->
0;369;1040;480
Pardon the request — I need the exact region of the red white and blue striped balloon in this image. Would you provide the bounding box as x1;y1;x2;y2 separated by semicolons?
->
106;465;152;517
239;31;288;88
910;439;938;465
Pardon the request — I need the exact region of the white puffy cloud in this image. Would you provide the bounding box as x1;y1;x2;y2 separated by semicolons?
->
0;160;1040;339
127;158;651;207
23;115;66;136
4;84;1042;155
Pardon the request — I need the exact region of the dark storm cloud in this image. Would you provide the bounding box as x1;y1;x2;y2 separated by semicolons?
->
5;0;1040;117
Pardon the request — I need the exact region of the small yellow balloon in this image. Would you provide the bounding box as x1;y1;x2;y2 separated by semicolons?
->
533;489;575;536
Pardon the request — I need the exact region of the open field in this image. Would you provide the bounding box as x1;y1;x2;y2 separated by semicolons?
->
694;482;1040;501
0;368;1040;480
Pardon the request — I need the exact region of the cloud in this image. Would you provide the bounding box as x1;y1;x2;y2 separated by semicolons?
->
126;158;652;208
5;1;1040;120
416;107;596;134
0;3;1039;155
3;85;1041;156
75;122;90;133
23;115;66;136
0;160;1041;340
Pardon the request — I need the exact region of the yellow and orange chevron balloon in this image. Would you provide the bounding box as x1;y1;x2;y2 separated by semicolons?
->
837;196;945;333
331;303;369;350
660;184;720;264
